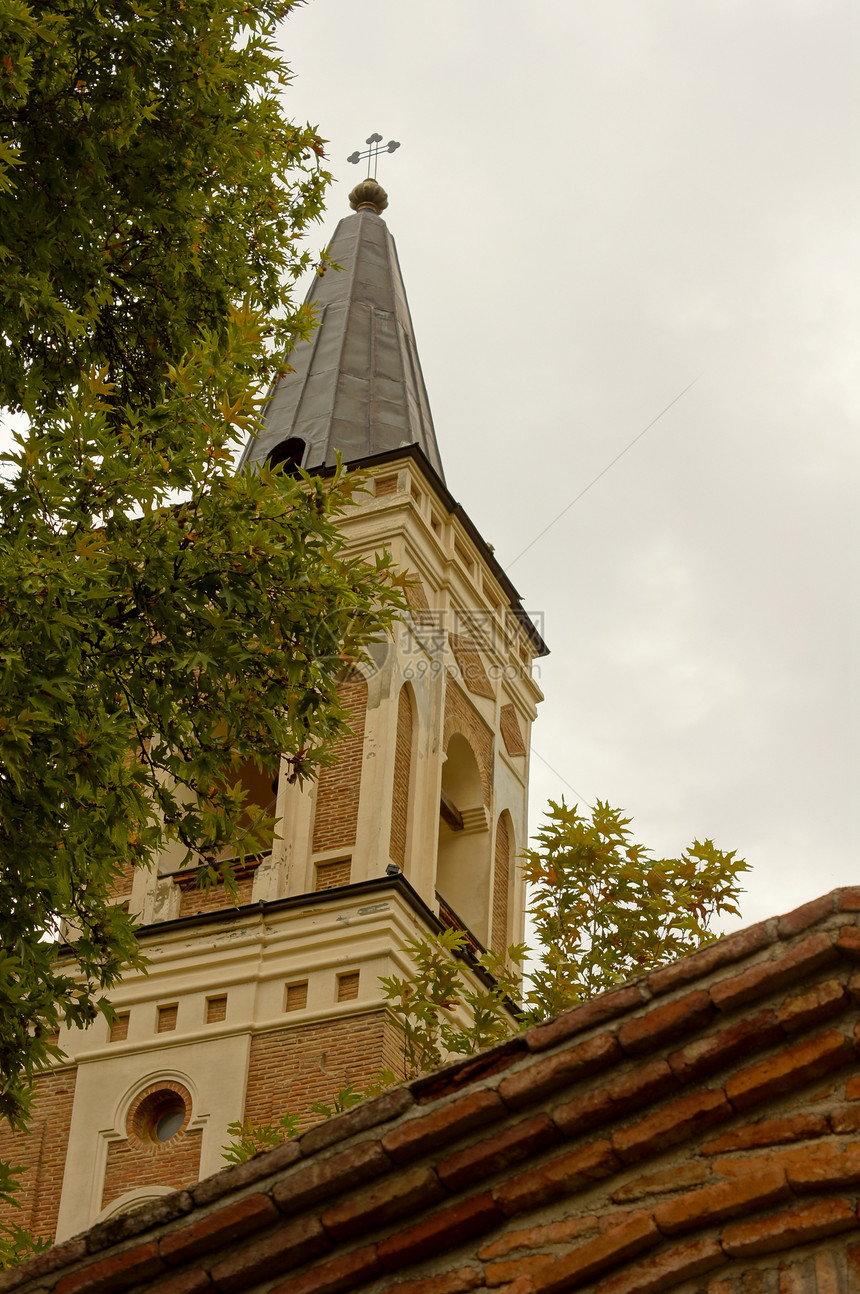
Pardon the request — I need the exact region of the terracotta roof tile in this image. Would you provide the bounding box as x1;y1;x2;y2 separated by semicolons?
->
12;887;860;1294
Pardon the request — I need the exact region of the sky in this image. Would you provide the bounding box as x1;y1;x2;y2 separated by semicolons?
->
278;0;859;931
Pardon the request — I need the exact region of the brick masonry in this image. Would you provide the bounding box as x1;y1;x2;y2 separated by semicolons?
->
491;814;510;958
243;1012;404;1132
498;706;526;760
314;860;351;890
390;685;413;868
102;1131;202;1214
100;1083;203;1213
177;874;255;920
449;635;495;702
405;579;437;630
312;674;368;853
107;858;137;903
0;1069;77;1241
10;889;860;1294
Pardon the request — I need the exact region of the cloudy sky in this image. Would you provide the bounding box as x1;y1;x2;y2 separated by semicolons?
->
278;0;858;932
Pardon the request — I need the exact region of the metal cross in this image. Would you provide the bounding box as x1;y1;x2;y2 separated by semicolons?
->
347;133;401;180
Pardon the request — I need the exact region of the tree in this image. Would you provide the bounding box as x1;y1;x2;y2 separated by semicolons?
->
520;798;748;1018
0;0;327;418
378;929;527;1079
0;0;406;1256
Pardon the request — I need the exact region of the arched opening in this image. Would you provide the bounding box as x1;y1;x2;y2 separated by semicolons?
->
436;733;491;945
125;1080;193;1149
155;752;278;880
215;753;279;861
266;437;306;472
101;1078;202;1215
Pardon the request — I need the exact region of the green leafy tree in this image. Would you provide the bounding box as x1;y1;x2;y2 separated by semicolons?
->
0;0;328;418
379;929;526;1079
521;798;748;1018
0;0;406;1261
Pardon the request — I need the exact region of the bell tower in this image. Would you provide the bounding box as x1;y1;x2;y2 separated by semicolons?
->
0;179;547;1246
239;175;546;954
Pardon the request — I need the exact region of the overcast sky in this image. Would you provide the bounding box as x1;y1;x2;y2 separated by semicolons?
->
279;0;858;931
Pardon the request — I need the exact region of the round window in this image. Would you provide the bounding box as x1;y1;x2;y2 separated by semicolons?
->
131;1089;188;1146
155;1107;185;1142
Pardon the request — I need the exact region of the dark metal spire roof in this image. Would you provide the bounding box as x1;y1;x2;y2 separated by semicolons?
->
238;181;444;481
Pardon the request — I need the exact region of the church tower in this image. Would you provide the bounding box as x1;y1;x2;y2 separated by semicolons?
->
0;179;547;1245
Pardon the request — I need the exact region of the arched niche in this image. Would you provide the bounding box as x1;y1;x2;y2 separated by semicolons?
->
92;1185;176;1226
389;683;416;871
436;733;491;945
491;810;514;957
215;753;279;861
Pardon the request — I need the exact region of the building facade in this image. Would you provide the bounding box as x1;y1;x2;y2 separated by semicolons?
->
0;179;546;1244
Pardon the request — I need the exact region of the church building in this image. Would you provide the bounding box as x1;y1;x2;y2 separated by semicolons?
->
0;177;547;1245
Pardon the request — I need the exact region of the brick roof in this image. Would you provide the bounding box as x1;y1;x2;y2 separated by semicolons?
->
6;887;860;1294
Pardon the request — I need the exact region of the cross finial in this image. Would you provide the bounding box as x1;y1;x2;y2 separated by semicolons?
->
347;133;401;180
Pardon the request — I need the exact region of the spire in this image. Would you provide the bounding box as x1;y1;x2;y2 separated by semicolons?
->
239;180;445;481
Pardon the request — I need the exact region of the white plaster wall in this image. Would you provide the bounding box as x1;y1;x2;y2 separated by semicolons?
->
55;1032;250;1242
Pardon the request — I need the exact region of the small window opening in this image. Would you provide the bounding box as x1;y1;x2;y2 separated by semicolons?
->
285;981;308;1012
110;1013;130;1043
206;995;227;1024
337;971;360;1002
157;1004;178;1033
454;538;474;574
266;437;306;472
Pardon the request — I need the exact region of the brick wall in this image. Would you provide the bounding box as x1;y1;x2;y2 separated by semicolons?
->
177;872;256;920
389;685;413;868
499;702;526;758
405;578;436;629
443;682;493;807
102;1080;202;1212
314;859;351;891
101;1130;203;1214
448;634;495;701
491;812;510;956
244;1011;403;1131
107;857;137;903
0;1068;77;1243
312;674;368;853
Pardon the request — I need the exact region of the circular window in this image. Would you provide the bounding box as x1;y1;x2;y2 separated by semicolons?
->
130;1088;189;1146
155;1106;186;1142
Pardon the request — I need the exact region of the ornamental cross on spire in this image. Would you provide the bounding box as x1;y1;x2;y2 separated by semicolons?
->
347;133;401;180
